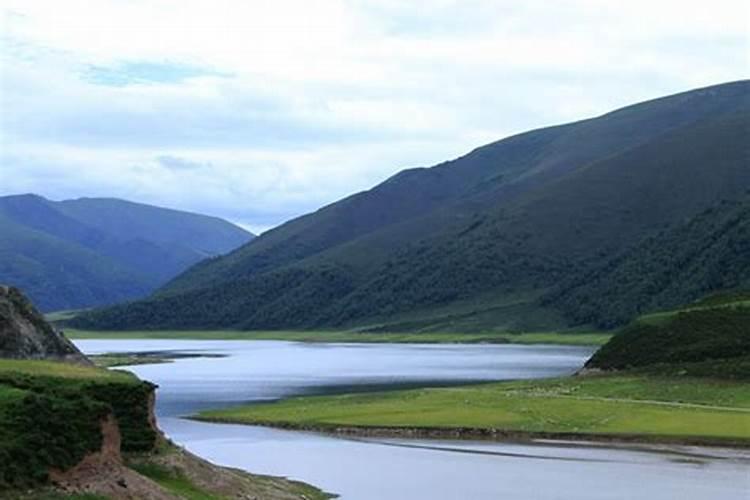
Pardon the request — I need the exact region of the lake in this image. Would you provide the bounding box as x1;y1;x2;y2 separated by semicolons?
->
75;339;750;500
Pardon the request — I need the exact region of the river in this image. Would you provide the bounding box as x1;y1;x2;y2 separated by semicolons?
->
75;339;750;500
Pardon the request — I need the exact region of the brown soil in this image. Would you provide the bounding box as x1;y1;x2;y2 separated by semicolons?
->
43;408;330;499
48;415;177;500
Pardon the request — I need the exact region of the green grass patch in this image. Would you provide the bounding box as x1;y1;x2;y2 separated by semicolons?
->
196;374;750;443
0;359;137;382
66;329;611;346
637;294;750;326
90;354;172;368
130;463;218;500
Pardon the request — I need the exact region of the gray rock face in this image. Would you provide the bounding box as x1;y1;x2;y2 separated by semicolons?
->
0;285;89;363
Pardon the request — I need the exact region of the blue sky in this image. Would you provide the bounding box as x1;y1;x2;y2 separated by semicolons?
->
1;0;748;233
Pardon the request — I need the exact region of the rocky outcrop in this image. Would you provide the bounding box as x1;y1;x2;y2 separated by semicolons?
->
0;285;89;363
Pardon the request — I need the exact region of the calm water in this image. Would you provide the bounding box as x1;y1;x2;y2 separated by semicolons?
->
75;339;750;500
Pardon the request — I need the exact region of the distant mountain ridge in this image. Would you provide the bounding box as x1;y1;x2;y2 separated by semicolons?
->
0;194;253;311
74;81;750;331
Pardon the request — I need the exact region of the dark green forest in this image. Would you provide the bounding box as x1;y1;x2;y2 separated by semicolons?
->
544;197;750;328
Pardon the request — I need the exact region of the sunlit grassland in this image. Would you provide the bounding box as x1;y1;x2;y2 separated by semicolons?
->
129;462;217;500
65;329;611;346
0;358;136;382
196;375;750;443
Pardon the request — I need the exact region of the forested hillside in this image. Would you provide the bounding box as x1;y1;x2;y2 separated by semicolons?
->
544;197;750;328
73;81;750;331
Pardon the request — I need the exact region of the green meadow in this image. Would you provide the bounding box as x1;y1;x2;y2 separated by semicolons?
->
0;358;136;382
196;374;750;444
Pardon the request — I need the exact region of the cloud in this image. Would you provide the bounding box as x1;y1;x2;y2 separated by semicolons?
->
1;0;748;232
156;155;210;171
84;61;232;86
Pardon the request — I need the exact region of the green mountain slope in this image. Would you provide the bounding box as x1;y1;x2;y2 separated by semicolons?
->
585;295;750;379
73;81;750;331
0;194;253;311
544;196;750;328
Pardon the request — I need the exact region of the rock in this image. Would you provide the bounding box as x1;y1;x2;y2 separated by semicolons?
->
0;285;90;363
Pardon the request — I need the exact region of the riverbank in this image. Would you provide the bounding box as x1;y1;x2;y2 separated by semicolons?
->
89;351;227;368
66;329;611;346
194;373;750;447
0;359;331;499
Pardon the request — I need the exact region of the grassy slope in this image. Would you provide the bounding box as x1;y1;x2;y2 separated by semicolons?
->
128;455;330;500
196;374;750;444
72;81;750;332
586;297;750;374
129;462;222;500
0;359;136;381
66;329;612;346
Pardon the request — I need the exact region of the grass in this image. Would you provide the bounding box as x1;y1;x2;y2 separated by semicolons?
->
90;354;173;368
637;296;750;326
66;329;612;346
130;463;217;500
196;374;750;444
0;359;137;382
0;385;26;404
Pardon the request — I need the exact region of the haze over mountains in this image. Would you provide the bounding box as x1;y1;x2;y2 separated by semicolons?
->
0;195;253;311
73;81;750;332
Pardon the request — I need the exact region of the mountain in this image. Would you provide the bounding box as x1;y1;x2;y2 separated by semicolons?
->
0;195;253;311
73;81;750;331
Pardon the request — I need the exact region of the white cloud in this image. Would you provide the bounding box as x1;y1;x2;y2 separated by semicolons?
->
1;0;748;232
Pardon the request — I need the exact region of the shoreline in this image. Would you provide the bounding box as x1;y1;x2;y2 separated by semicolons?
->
66;328;611;346
188;417;750;450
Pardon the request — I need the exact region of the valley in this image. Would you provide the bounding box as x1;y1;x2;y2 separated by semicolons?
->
2;80;748;499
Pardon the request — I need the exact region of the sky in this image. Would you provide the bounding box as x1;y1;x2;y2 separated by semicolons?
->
1;1;748;234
